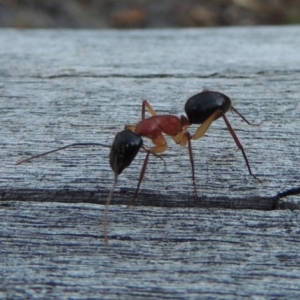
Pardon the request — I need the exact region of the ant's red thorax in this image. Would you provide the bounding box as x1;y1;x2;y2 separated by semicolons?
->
135;115;182;139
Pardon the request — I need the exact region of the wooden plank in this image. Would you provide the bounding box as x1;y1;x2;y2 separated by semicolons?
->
1;26;300;298
0;26;300;209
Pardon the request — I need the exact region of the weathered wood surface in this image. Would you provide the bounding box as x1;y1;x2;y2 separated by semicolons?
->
2;201;300;299
1;26;300;299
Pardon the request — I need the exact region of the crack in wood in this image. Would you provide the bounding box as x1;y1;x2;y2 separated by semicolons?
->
1;187;299;210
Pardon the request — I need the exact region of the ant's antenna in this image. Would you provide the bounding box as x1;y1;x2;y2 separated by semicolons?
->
103;172;118;246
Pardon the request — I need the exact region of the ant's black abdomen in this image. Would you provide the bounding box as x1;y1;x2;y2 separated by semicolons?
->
110;130;143;175
185;90;232;124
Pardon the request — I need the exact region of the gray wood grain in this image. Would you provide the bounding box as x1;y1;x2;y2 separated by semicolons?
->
1;26;300;299
2;201;300;299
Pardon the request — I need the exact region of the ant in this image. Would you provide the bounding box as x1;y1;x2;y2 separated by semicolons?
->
16;89;262;245
117;89;262;207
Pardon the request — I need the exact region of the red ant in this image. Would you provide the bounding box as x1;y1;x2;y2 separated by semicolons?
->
16;89;262;245
118;89;262;207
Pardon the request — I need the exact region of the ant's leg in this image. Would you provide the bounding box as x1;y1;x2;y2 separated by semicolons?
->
192;109;261;182
172;131;189;146
192;110;222;140
171;131;197;196
185;110;223;194
231;106;262;126
125;100;157;130
220;112;262;182
128;135;167;207
141;145;167;167
149;135;168;153
127;151;151;208
186;133;197;196
171;116;191;146
142;100;157;119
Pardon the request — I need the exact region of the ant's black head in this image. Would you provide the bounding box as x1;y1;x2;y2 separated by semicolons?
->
110;130;143;175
